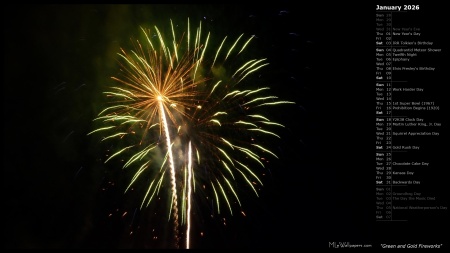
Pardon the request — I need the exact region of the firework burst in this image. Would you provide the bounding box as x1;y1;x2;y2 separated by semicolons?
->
89;18;294;248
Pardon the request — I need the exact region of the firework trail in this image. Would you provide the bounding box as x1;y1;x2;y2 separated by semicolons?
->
89;18;294;248
158;98;179;248
186;141;193;249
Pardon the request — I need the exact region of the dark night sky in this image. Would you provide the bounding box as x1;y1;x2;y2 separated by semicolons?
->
4;3;448;249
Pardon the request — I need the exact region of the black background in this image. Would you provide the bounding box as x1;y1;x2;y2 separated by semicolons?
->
4;3;448;249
